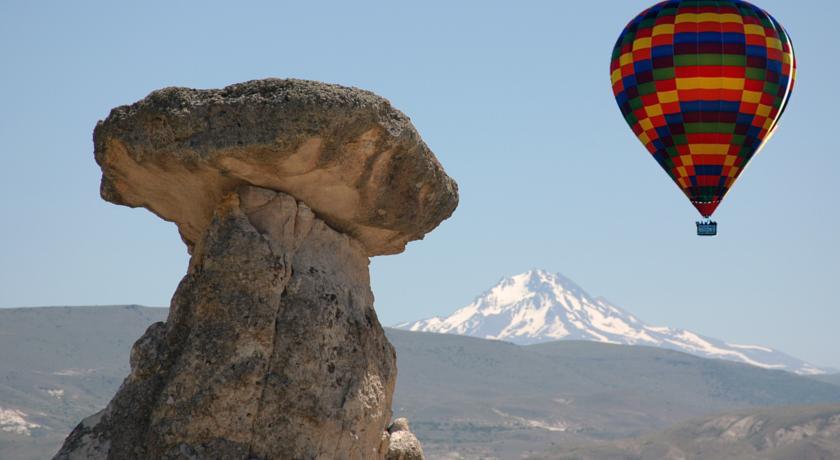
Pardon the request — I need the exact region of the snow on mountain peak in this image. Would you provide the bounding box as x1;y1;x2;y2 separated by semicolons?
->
396;269;828;375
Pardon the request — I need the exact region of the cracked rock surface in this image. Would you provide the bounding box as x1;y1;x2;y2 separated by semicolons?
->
54;187;397;459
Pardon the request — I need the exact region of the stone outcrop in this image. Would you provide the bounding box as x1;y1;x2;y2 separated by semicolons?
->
55;79;457;459
385;418;425;460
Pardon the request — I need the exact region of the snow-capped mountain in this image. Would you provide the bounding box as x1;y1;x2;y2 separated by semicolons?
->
396;269;828;375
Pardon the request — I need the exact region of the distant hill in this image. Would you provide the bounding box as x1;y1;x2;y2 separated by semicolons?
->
387;328;840;459
812;374;840;387
398;269;828;375
1;306;839;460
527;404;840;460
0;306;167;460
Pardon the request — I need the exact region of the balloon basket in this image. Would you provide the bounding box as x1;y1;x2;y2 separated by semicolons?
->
696;220;717;237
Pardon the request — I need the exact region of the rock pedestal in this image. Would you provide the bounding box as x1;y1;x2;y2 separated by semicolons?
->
56;187;396;459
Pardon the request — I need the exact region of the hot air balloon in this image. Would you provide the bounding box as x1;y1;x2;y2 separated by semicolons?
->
610;0;795;236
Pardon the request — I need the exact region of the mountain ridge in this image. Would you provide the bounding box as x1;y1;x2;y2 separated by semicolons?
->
397;269;828;375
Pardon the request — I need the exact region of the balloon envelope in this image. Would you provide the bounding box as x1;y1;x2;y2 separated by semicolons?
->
610;0;795;217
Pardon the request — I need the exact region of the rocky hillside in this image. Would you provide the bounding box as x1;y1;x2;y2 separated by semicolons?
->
528;405;840;460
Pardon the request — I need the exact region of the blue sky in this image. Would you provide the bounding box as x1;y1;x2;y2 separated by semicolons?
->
1;1;838;368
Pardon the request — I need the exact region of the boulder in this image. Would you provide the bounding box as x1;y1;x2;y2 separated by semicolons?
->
385;418;425;460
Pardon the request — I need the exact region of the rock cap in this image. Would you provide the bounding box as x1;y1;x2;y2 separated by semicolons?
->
95;78;458;256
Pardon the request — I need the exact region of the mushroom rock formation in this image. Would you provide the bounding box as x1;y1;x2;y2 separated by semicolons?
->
54;79;458;460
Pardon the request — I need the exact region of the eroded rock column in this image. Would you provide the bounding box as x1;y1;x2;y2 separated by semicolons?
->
55;187;396;459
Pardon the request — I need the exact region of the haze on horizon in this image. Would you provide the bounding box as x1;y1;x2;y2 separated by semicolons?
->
0;1;837;369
